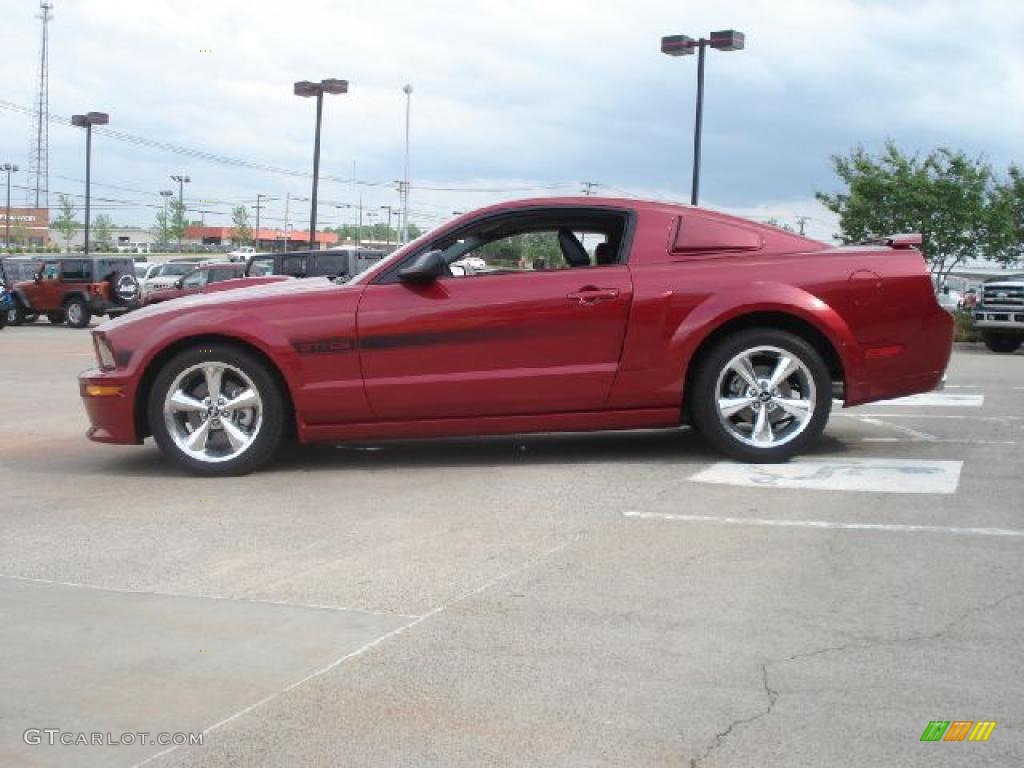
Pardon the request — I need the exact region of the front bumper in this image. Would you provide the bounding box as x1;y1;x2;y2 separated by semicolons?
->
79;367;142;444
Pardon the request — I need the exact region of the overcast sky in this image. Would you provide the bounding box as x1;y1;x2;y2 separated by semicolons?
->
1;0;1021;241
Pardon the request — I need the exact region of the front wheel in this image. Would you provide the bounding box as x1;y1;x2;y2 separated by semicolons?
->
691;329;833;463
982;333;1022;354
64;298;92;329
147;344;285;476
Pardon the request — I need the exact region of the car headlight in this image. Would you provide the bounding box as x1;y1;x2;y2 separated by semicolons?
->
93;332;117;369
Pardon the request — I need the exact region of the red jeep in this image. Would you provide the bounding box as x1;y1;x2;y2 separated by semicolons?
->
11;256;140;328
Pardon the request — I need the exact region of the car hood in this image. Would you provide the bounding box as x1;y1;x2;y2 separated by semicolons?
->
100;276;353;331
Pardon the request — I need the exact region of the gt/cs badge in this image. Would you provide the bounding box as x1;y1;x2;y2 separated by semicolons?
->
292;337;355;355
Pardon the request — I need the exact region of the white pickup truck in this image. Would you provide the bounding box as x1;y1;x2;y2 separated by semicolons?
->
973;274;1024;353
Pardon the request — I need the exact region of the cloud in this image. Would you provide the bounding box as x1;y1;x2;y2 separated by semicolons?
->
0;0;1019;233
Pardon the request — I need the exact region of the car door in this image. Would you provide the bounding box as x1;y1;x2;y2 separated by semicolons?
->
32;262;61;309
356;214;634;421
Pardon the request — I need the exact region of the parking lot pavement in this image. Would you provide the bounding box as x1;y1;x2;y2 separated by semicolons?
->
1;327;1022;767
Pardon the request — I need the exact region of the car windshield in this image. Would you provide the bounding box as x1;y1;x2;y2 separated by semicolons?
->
157;263;196;277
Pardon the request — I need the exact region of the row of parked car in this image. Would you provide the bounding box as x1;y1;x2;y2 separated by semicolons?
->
0;247;385;329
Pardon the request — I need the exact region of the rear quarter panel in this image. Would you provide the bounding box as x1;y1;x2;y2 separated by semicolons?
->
609;206;951;409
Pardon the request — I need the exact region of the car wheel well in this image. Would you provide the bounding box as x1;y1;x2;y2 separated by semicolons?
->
134;335;296;440
683;312;845;421
62;293;87;305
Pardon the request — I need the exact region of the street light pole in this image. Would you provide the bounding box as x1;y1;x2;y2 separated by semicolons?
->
380;205;394;246
2;163;18;250
401;84;413;243
71;112;109;255
294;78;348;249
170;174;190;249
661;30;745;206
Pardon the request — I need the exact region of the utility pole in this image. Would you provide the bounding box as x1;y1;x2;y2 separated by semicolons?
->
795;216;809;236
357;194;363;247
253;194;272;249
283;192;290;252
581;181;598;196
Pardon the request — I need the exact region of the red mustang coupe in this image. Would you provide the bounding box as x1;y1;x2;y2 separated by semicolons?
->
80;198;952;476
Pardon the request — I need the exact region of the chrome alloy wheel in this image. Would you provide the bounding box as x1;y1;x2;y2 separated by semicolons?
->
66;302;84;326
162;362;263;463
714;345;816;448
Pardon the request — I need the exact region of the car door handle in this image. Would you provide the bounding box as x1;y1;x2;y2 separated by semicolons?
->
567;287;619;305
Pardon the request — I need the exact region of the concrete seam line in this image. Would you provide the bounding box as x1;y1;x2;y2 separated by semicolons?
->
128;537;578;768
0;574;421;619
622;511;1024;538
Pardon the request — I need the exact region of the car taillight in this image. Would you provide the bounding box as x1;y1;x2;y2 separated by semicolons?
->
92;333;116;369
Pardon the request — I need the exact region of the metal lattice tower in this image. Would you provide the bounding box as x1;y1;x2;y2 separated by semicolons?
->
26;1;53;210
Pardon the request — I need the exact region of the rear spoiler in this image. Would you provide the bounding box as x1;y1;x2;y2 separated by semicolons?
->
860;233;922;250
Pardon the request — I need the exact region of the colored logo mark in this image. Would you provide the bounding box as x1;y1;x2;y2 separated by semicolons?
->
921;721;996;742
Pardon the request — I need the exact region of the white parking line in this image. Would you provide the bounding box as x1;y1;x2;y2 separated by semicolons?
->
870;393;984;407
689;458;963;494
622;511;1024;538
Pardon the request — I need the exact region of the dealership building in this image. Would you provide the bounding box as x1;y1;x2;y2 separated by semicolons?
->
0;207;51;246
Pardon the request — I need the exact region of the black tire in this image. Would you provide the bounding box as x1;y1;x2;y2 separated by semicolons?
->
47;311;65;325
64;297;92;329
12;301;34;325
147;344;285;476
981;333;1022;354
690;328;833;463
108;272;140;305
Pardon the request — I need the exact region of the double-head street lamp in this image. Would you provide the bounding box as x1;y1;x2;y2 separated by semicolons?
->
71;111;109;254
661;30;745;206
2;162;19;250
170;175;190;248
294;78;348;247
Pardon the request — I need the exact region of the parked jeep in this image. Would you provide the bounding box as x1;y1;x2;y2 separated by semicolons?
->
9;256;140;328
973;273;1024;353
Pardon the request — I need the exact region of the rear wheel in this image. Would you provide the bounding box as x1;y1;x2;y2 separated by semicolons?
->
12;302;35;325
148;344;285;476
64;298;91;329
47;311;65;325
982;333;1022;354
691;329;832;463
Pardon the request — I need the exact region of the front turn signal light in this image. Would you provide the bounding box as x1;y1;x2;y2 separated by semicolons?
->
85;384;124;397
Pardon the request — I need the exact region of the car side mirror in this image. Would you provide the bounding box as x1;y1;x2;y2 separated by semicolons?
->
398;249;447;283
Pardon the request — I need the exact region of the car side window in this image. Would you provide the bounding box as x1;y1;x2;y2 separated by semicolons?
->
446;229;610;278
281;255;307;277
207;268;233;283
42;263;59;280
182;270;208;288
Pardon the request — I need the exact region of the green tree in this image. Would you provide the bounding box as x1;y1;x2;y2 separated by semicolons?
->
168;199;187;245
231;205;253;245
10;217;28;248
53;193;80;252
816;143;1015;281
92;214;114;250
153;207;172;249
987;164;1024;265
